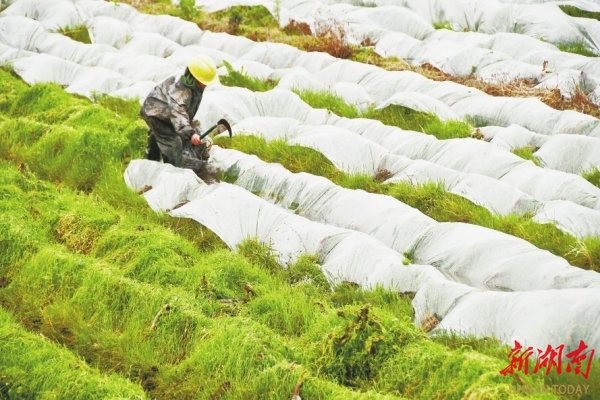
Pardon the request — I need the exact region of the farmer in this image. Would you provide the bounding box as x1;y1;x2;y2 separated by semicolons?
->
140;54;218;171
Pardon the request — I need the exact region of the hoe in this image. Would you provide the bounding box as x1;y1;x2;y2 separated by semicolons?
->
199;118;233;142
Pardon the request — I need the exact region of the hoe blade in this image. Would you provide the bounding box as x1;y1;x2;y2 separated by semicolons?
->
217;118;232;138
199;119;233;139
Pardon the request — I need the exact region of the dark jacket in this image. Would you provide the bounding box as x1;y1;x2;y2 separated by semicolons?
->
141;74;204;140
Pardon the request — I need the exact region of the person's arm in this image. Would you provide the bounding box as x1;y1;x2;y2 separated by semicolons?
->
167;86;199;143
190;120;203;145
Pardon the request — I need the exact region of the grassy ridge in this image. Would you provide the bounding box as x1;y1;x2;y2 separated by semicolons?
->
1;154;400;398
294;89;473;139
559;5;600;21
0;69;576;398
583;167;600;189
220;66;473;140
512;146;542;167
55;24;92;44
556;39;599;57
0;307;146;399
215;135;600;272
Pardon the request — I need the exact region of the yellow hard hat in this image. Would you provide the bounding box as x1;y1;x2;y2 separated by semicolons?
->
188;55;218;85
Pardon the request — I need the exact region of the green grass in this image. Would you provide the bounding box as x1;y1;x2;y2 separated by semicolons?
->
214;5;279;32
291;89;362;119
55;24;92;44
178;0;203;21
220;60;279;92
219;69;472;139
350;0;377;7
556;39;599;57
512;146;541;166
0;67;578;398
559;5;600;21
1;72;144;193
582;167;600;189
367;104;472;139
294;89;472;139
215;134;600;272
0;306;147;399
433;21;453;30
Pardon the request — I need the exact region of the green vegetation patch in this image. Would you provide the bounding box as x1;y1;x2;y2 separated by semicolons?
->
213;5;278;34
583;166;600;189
512;146;541;166
292;88;362;119
556;39;599;57
365;104;472;139
295;88;472;139
433;21;453;30
220;60;279;92
559;5;600;21
55;24;92;44
220;69;473;139
178;0;203;21
314;304;415;387
219;136;341;179
0;71;146;193
0;307;146;399
350;0;377;7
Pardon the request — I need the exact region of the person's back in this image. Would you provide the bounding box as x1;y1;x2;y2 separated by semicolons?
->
142;75;203;134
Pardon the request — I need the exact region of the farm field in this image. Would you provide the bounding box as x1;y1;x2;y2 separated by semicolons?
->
1;0;600;398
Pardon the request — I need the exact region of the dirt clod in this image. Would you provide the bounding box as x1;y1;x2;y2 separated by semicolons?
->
0;277;9;288
421;313;441;332
471;128;485;140
210;381;231;400
244;283;256;298
283;20;312;36
373;169;392;182
137;185;152;194
141;366;159;392
172;200;190;210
